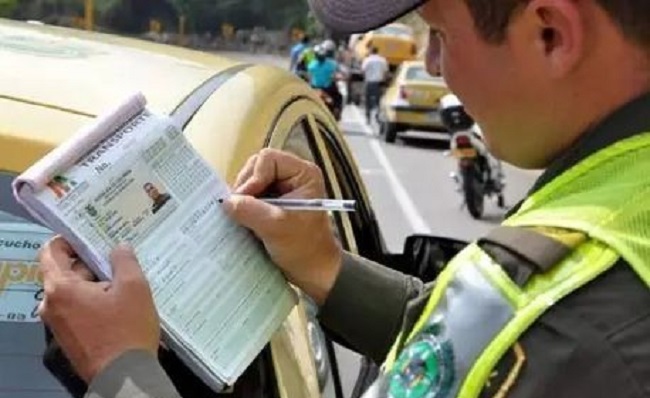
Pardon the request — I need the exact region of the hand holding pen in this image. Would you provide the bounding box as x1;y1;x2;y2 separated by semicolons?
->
222;149;345;305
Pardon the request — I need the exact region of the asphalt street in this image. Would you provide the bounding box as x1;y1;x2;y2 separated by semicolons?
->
224;51;540;398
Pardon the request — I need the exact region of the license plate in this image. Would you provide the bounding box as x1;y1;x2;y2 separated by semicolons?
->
452;148;478;158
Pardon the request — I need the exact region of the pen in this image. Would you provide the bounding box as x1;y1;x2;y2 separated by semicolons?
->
219;196;355;212
259;198;356;212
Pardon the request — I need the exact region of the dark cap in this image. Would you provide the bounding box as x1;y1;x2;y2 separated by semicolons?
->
308;0;426;34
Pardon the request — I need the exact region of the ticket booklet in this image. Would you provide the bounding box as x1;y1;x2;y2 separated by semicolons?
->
12;92;296;391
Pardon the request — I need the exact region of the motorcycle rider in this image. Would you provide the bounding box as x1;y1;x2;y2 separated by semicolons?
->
289;35;310;73
307;44;343;118
294;43;316;81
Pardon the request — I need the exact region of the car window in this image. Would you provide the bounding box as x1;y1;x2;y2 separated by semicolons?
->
0;171;69;398
405;66;437;81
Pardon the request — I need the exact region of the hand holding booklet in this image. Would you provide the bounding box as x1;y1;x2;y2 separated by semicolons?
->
12;93;297;391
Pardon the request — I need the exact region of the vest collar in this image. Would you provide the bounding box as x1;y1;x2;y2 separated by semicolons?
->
531;91;650;195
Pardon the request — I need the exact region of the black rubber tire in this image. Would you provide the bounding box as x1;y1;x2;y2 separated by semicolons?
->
462;165;485;219
381;122;399;143
497;193;506;208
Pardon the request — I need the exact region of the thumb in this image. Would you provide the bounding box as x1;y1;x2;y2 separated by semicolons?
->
109;244;147;287
222;195;285;238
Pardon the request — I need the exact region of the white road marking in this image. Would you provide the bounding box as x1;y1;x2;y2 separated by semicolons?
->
349;105;433;234
360;168;385;176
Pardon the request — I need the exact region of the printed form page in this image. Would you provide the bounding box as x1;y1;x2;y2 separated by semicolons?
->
34;110;296;382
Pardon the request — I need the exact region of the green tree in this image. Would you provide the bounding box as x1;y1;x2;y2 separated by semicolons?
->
0;0;18;18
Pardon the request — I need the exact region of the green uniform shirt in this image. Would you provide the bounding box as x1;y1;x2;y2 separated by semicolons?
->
319;91;650;397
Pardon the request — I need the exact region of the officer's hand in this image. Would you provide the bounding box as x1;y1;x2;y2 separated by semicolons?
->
223;149;342;305
38;237;160;382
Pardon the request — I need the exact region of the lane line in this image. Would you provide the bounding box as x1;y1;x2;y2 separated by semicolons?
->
349;106;432;234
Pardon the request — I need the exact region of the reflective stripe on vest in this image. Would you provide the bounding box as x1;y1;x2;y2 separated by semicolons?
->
365;132;650;398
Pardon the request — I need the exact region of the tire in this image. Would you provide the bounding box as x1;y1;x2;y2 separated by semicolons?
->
462;164;485;219
346;82;354;104
497;193;506;208
381;122;398;143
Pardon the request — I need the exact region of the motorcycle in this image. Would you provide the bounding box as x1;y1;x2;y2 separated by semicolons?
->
440;94;506;219
316;87;343;121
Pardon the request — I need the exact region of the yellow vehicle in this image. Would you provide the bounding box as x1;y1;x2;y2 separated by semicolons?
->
351;23;417;71
0;18;398;398
377;61;451;143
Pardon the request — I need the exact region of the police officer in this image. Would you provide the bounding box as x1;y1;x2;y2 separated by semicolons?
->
39;1;649;398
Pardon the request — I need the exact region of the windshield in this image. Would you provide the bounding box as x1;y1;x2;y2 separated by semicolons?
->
0;171;68;397
405;66;438;81
375;25;413;38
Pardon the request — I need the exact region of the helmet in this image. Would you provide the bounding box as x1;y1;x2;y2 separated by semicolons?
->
322;39;336;54
314;44;328;58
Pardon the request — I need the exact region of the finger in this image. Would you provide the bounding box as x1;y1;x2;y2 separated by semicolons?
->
109;245;147;290
39;236;77;277
233;154;258;190
70;259;95;282
222;194;286;238
235;149;310;196
273;164;327;199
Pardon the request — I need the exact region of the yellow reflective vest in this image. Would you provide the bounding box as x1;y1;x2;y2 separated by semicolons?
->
374;132;650;398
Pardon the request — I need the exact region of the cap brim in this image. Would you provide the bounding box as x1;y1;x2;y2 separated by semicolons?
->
309;0;426;34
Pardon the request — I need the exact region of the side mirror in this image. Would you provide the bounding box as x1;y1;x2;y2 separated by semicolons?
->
386;235;468;283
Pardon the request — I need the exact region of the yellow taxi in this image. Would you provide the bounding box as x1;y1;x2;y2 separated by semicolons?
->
0;18;396;398
377;61;451;143
351;23;417;71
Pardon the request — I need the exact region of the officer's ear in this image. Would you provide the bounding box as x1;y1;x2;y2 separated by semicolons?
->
511;0;587;78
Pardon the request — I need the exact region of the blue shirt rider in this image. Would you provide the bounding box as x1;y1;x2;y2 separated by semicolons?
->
307;46;338;89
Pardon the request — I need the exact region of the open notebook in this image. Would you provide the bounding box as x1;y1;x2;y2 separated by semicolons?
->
12;92;297;391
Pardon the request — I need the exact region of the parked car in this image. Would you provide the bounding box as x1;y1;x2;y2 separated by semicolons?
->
0;18;465;398
377;61;451;143
0;18;353;398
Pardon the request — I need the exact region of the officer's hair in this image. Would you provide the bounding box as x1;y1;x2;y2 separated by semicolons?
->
465;0;650;49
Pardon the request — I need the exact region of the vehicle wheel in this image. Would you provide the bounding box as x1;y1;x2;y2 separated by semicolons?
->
462;165;484;219
497;193;506;208
381;122;398;143
346;82;354;104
